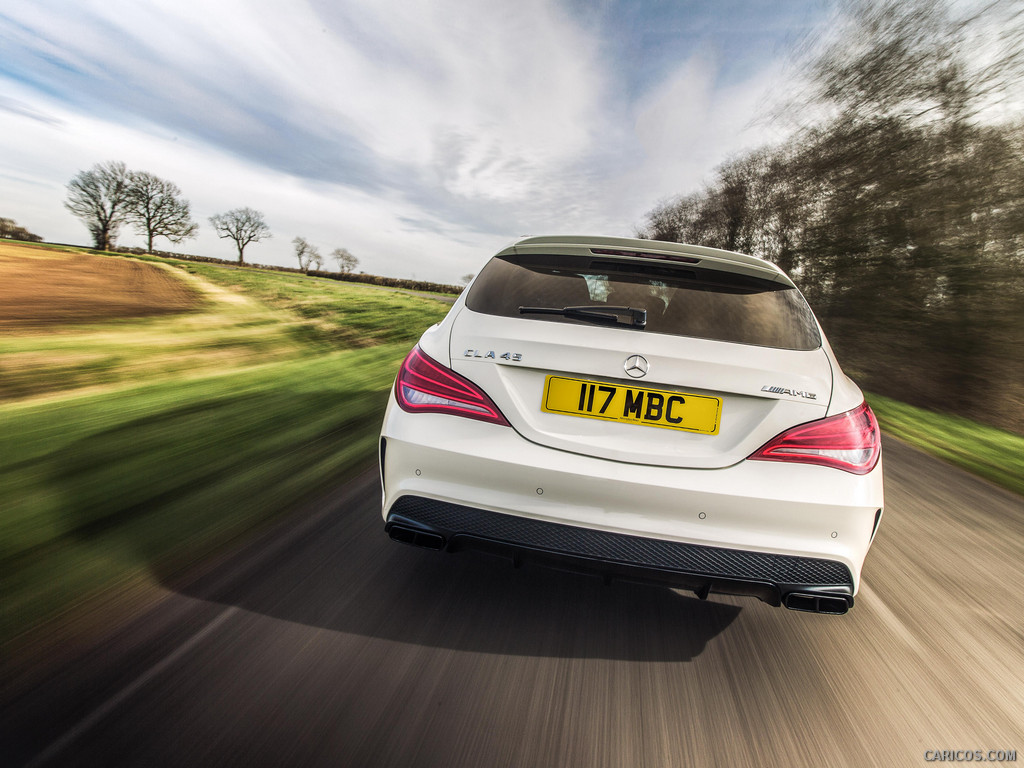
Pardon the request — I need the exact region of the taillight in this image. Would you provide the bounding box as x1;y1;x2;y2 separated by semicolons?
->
395;346;510;426
748;402;880;475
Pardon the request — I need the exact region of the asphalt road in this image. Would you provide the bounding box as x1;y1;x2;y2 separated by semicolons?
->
3;436;1023;767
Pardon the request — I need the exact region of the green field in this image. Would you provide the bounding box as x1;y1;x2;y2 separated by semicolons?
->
1;245;449;650
867;392;1024;497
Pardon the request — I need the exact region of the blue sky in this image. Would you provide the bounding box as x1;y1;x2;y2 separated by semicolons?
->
0;0;834;282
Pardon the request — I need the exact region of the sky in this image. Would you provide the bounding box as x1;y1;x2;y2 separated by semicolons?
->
0;0;836;283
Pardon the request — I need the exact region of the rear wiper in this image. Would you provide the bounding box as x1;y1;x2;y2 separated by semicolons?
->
518;305;647;329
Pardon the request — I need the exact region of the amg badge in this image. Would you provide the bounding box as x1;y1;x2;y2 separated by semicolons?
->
761;385;817;400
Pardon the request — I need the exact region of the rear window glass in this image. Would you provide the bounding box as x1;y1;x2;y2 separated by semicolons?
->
465;253;821;350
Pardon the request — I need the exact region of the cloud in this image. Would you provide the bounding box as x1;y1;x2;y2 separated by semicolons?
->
2;0;609;206
0;94;63;125
629;55;788;186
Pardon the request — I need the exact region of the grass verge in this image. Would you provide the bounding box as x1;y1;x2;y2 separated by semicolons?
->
2;349;402;646
0;245;449;653
867;392;1024;497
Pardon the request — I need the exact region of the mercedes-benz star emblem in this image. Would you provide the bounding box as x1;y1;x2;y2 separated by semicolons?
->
624;354;649;378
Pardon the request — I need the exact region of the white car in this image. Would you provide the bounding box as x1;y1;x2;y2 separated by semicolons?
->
379;235;883;614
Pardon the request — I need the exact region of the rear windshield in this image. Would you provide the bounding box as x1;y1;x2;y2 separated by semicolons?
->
465;253;821;350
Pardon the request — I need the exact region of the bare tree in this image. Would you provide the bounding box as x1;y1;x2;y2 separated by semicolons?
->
293;236;322;274
126;171;198;252
459;273;474;285
209;208;271;264
64;161;132;250
331;247;358;273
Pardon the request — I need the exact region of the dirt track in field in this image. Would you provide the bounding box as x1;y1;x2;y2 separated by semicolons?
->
0;244;201;327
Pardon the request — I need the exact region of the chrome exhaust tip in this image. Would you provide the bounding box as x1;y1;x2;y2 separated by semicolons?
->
387;524;446;551
784;592;851;615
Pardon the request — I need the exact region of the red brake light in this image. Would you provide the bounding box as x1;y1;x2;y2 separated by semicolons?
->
395;346;510;426
748;402;881;475
590;247;700;264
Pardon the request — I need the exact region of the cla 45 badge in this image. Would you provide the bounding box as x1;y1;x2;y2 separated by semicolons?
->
464;349;522;361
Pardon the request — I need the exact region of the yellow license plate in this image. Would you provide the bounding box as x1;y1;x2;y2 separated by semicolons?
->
542;376;721;434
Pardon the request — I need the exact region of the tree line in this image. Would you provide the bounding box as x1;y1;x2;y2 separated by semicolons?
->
292;237;359;275
62;161;357;272
0;217;43;243
638;0;1024;433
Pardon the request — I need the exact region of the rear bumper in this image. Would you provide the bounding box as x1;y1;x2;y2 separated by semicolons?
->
380;393;883;613
385;495;855;613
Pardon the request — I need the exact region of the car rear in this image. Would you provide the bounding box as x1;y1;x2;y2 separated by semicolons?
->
379;235;883;614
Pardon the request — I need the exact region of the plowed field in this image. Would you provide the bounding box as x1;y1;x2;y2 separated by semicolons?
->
0;243;201;326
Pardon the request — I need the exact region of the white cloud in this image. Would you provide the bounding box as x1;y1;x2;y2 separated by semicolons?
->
8;0;608;204
580;51;801;235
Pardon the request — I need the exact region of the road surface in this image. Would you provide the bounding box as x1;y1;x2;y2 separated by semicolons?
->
3;436;1022;767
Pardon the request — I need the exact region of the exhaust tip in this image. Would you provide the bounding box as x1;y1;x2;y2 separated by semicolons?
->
388;524;446;551
784;592;850;615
